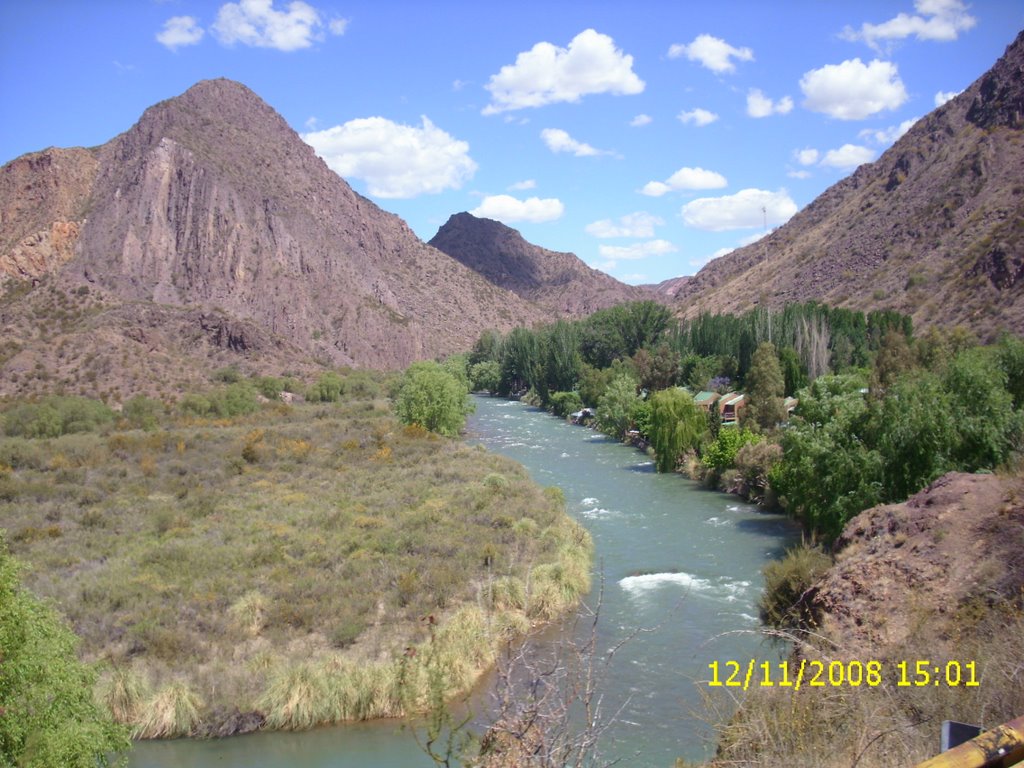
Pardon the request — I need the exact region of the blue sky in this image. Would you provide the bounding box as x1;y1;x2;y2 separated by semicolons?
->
2;1;1021;285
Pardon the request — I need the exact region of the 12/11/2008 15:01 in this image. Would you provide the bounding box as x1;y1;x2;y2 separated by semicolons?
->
706;660;980;691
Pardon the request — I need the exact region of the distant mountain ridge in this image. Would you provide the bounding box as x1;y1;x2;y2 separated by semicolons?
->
674;29;1024;340
0;79;560;397
429;212;651;316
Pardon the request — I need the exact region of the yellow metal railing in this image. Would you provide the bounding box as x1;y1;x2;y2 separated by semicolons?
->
915;715;1024;768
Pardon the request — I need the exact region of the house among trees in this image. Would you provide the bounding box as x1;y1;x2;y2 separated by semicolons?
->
718;392;746;425
692;391;721;412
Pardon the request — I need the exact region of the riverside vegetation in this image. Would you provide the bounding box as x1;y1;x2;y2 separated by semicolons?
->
0;367;591;749
460;300;1024;767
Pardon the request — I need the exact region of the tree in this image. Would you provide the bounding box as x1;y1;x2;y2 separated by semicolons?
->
545;321;581;395
774;378;883;542
595;373;640;441
632;344;679;392
648;388;705;473
873;371;957;499
743;342;786;431
469;361;502;394
869;329;915;397
0;535;130;767
395;362;474;437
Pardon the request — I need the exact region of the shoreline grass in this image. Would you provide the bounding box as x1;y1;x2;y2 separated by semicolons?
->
1;389;592;738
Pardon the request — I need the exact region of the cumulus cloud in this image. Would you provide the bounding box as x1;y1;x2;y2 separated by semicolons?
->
471;195;565;223
585;212;664;238
841;0;976;50
747;89;794;118
800;58;907;120
681;188;798;231
641;167;728;197
157;16;205;50
483;29;644;114
794;148;820;166
630;114;653;127
598;240;678;260
668;34;753;73
508;179;536;191
820;144;876;169
677;108;719;126
935;89;962;107
859;117;919;144
788;169;812;180
540;128;607;157
302;116;476;198
213;0;342;51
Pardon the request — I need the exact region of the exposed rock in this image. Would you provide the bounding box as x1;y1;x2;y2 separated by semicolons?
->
429;212;651;316
0;79;555;391
673;29;1024;340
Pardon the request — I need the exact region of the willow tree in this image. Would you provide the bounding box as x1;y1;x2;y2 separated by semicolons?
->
649;388;705;473
0;536;130;766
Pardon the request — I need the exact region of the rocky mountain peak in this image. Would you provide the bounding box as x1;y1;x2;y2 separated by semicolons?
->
965;29;1024;129
429;212;651;316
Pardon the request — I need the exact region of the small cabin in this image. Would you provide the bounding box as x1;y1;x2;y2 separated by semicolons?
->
692;390;721;411
718;392;746;425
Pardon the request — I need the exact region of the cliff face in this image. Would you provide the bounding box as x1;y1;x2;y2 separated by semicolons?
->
0;80;549;395
675;30;1024;340
0;147;98;281
429;212;651;316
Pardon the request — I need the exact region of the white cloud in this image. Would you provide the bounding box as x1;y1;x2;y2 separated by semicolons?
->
668;34;753;73
788;169;813;179
630;114;653;127
157;16;205;50
794;148;820;166
800;58;907;120
585;212;664;238
640;181;673;197
482;29;644;114
859;117;919;144
677;108;719;126
934;89;961;107
641;167;727;197
841;0;976;49
681;188;798;231
598;240;678;260
820;144;876;169
507;179;536;191
540;128;607;157
470;195;565;223
302;116;477;198
213;0;337;51
747;89;793;118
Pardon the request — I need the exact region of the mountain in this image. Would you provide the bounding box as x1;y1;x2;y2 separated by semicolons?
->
675;30;1024;340
0;79;550;397
429;212;651;316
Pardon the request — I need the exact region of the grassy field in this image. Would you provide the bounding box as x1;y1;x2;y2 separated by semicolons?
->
0;388;591;737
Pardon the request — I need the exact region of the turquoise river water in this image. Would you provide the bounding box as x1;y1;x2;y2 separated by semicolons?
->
129;396;798;767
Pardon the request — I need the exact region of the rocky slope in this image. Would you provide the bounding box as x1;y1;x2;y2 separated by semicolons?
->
675;29;1024;340
0;147;99;281
429;212;650;316
808;471;1024;659
0;79;550;397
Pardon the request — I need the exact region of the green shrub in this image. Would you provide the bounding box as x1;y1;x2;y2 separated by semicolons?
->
702;427;760;474
549;391;582;418
758;545;832;632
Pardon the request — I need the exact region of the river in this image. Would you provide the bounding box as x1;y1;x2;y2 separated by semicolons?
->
129;397;798;767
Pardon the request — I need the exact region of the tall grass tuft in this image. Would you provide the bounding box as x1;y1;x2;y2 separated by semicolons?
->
96;666;147;725
134;680;203;738
258;662;337;730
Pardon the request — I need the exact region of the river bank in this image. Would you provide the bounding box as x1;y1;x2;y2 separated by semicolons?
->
1;396;591;740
